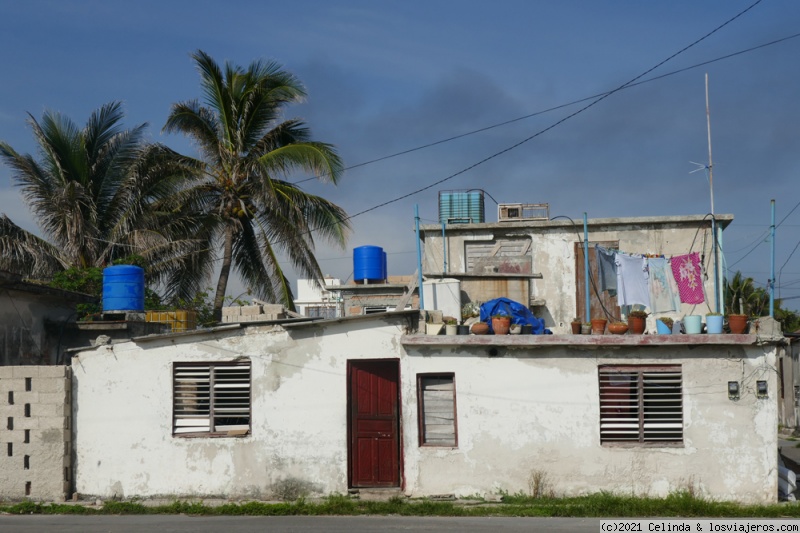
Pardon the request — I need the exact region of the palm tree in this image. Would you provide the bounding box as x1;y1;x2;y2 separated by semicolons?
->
0;102;188;279
163;50;349;321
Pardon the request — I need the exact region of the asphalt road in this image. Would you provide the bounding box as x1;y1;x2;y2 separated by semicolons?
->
0;515;598;532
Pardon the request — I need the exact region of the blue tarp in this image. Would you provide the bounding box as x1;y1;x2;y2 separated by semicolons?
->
479;297;552;335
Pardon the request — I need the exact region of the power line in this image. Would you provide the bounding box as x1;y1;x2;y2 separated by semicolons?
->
337;0;765;223
294;23;794;186
727;196;800;268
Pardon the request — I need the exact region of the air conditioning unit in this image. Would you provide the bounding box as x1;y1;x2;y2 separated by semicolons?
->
498;203;549;222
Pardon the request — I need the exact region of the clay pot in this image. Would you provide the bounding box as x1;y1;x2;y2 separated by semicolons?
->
471;322;490;335
491;316;511;335
728;314;748;334
571;322;582;335
590;318;607;335
628;316;646;334
608;322;628;335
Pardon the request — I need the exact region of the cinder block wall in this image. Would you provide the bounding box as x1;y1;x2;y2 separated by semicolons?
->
0;366;71;501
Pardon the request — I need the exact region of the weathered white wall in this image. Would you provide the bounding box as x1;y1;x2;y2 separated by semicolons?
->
401;342;777;504
73;318;777;504
72;319;407;499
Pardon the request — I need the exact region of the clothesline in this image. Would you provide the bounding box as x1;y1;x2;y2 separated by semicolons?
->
596;245;706;313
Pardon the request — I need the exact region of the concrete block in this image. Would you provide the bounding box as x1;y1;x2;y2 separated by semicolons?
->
4;430;29;444
0;379;25;393
16;417;40;430
37;366;69;379
31;403;69;418
38;417;66;430
12;366;39;378
222;306;241;317
262;304;284;315
753;316;783;340
31;378;68;394
14;391;40;404
37;392;69;406
240;305;262;316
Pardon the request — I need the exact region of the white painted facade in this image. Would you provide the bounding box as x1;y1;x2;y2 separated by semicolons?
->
72;313;778;503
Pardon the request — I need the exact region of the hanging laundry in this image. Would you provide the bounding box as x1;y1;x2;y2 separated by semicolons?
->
648;257;680;313
670;252;705;304
615;252;651;308
595;245;617;296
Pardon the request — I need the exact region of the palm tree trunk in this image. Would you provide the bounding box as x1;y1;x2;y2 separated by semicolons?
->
213;223;234;323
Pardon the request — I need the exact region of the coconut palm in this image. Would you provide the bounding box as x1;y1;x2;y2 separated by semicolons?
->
163;50;349;321
0;102;190;279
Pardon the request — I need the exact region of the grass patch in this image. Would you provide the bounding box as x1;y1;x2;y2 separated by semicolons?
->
2;492;799;518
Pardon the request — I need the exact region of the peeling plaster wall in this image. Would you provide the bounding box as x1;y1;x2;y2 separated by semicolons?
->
401;343;777;504
73;319;776;504
72;320;408;499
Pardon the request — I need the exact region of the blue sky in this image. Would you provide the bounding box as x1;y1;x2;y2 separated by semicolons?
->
1;1;799;307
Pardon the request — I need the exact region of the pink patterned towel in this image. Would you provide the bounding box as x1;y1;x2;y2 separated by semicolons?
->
670;252;704;304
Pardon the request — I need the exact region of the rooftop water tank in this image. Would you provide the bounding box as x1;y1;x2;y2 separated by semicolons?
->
439;190;485;224
354;245;385;284
102;265;145;313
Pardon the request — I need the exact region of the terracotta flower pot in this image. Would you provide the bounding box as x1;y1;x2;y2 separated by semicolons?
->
471;322;490;335
571;322;582;335
628;316;646;334
608;322;628;335
728;314;748;334
590;318;607;335
491;316;511;335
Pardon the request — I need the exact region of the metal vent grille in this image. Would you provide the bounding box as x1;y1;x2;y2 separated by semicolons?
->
174;361;251;436
598;365;683;444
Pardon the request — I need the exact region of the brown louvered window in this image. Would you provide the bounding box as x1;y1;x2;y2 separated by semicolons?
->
417;374;457;447
598;365;683;446
173;361;251;437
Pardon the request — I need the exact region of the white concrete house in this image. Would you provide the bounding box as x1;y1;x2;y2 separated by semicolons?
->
70;311;782;504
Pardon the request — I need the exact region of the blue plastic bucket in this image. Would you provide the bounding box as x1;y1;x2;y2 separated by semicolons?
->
656;319;672;334
706;314;724;334
683;315;702;334
353;246;384;283
102;265;145;312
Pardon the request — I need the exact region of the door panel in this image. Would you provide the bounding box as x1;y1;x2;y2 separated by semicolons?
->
575;241;619;320
349;360;400;487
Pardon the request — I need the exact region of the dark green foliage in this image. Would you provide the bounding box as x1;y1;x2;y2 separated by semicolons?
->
163;50;350;321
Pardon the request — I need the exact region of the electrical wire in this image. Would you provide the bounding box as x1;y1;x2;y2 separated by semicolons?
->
318;1;766;225
293;23;794;185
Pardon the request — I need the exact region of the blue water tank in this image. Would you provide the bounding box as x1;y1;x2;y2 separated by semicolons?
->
102;265;145;312
353;246;385;283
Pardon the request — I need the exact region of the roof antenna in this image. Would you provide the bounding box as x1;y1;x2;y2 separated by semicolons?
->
689;73;721;313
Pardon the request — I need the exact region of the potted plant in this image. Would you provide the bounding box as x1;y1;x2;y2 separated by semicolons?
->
705;312;723;334
491;313;512;335
570;317;582;335
627;310;648;334
608;321;628;335
581;322;592;335
728;313;749;334
656;316;673;334
590;317;607;335
444;317;458;336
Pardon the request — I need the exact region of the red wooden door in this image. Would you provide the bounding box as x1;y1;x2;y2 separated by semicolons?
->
348;360;400;487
